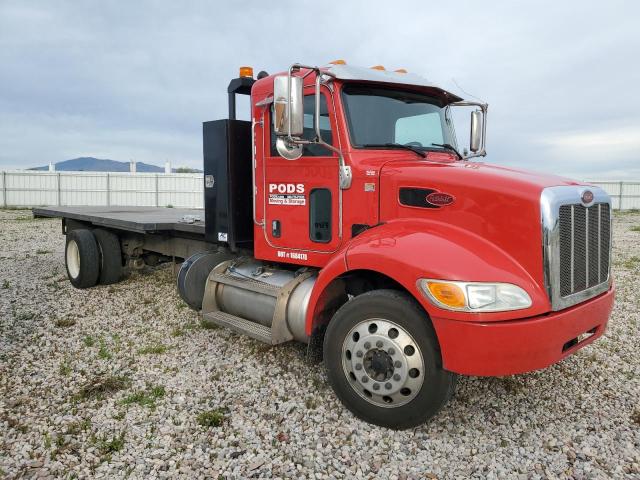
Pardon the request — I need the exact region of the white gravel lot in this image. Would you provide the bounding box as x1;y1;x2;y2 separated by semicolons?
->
0;208;639;479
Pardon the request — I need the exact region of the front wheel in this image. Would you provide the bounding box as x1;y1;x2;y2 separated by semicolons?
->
323;289;456;429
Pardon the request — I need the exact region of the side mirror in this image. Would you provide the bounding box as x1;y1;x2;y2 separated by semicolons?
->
273;75;303;137
470;110;482;153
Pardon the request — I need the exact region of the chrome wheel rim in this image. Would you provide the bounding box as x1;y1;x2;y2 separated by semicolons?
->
66;239;80;279
342;318;425;408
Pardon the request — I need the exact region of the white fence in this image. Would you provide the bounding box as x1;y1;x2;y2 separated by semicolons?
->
0;171;638;211
588;181;640;210
0;171;204;209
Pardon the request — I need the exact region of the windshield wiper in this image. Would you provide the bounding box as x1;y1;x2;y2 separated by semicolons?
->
361;143;426;158
431;143;462;160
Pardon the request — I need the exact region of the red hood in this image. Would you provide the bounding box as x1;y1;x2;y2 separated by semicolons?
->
379;159;584;288
380;159;582;202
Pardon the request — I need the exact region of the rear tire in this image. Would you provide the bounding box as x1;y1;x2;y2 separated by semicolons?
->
92;229;123;285
65;229;100;289
323;289;456;429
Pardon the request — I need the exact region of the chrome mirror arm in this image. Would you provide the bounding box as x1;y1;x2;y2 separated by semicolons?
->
314;72;351;189
283;64;352;189
285;63;316;145
451;100;488;159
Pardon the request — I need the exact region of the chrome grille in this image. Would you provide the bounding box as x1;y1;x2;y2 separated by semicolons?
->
541;186;612;311
558;203;610;297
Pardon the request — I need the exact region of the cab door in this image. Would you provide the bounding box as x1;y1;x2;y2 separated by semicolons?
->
263;88;342;254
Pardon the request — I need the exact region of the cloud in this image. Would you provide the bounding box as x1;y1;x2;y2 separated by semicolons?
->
529;125;640;179
0;0;639;178
539;125;640;152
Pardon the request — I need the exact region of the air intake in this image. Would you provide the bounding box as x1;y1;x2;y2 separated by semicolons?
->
541;186;612;311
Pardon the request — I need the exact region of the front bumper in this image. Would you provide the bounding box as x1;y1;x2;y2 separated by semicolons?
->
432;286;615;376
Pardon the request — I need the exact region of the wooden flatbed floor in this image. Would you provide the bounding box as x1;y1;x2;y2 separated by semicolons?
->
32;206;206;236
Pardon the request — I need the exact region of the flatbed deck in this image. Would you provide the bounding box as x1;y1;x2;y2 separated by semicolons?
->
32;206;206;236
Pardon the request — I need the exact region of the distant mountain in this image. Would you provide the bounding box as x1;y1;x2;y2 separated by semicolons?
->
30;157;201;173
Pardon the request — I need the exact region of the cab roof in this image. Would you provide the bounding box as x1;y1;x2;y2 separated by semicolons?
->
251;64;464;105
324;64;463;103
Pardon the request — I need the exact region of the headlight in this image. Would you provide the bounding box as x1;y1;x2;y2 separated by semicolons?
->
418;279;532;312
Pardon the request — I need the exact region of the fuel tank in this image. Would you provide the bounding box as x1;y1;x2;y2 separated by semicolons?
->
209;258;316;343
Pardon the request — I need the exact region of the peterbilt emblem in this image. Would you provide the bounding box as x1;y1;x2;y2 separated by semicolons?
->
426;192;455;206
581;190;594;205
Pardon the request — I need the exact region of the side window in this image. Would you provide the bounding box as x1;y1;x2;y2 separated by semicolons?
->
395;112;444;146
271;94;333;157
309;188;332;243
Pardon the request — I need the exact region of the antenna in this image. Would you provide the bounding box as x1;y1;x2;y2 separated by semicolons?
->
451;78;483;102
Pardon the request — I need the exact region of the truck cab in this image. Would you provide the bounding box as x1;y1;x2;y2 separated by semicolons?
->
250;63;479;267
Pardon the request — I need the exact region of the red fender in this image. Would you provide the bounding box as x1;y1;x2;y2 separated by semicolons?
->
304;243;349;336
305;219;551;336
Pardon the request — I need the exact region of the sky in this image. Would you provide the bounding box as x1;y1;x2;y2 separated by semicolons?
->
1;0;639;179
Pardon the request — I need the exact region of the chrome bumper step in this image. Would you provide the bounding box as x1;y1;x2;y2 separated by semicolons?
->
202;311;275;344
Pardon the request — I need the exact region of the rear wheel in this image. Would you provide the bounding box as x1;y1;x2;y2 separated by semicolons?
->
92;229;123;285
323;289;456;429
65;229;100;289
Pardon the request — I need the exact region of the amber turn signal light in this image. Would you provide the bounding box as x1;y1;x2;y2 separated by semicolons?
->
426;282;466;309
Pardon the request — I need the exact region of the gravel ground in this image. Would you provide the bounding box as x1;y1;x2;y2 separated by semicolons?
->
0;208;639;479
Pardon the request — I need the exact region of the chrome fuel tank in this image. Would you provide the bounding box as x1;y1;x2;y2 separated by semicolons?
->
211;259;316;343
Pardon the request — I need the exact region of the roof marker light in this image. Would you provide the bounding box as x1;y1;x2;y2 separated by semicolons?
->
394;68;408;74
329;59;346;65
370;65;386;70
239;66;254;78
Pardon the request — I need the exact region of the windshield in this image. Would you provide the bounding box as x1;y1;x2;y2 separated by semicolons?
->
341;85;457;151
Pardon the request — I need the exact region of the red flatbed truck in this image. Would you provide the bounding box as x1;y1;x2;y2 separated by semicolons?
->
35;62;615;429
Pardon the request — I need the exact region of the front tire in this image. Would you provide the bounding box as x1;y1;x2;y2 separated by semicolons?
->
65;229;100;289
323;289;456;429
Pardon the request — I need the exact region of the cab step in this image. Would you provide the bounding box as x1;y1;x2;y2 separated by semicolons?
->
202;311;274;344
209;271;280;297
